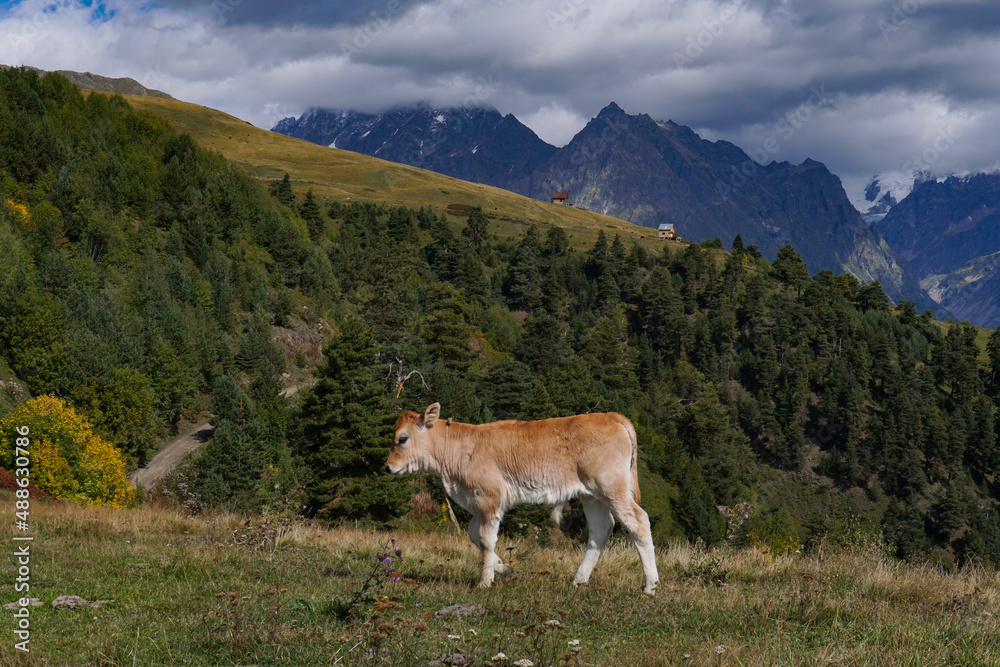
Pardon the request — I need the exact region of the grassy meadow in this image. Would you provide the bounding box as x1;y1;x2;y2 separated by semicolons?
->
2;496;999;666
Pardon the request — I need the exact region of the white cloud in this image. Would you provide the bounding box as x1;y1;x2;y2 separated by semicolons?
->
518;103;587;146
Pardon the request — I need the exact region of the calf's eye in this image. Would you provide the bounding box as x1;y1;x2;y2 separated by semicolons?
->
397;434;409;446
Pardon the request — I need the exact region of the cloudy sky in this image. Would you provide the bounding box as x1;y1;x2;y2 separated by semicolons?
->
2;0;999;203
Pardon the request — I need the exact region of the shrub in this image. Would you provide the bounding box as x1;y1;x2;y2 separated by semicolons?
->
0;395;139;507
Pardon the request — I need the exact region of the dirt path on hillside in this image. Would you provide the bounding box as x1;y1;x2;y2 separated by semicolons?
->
128;423;214;490
128;380;314;491
280;381;312;398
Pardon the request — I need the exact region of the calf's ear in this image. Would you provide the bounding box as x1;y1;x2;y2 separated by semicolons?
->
419;403;441;429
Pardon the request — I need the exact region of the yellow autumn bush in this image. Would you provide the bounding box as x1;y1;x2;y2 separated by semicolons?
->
4;198;31;235
0;395;139;507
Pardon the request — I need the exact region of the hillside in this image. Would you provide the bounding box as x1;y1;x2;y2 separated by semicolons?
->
922;251;1000;326
0;64;173;99
123;95;667;251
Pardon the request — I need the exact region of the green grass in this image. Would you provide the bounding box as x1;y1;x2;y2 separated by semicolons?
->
2;497;999;666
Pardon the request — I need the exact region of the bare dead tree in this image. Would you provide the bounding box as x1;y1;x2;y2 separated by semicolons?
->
388;358;430;398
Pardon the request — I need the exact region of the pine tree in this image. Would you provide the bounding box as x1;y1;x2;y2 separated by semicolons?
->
670;359;754;503
195;417;267;510
269;172;295;208
579;314;638;405
194;374;289;511
855;281;891;312
514;312;571;376
930;481;968;543
987;326;1000;397
964;397;999;481
462;206;490;252
641;267;691;360
523;380;559;420
545;356;602;416
422;283;476;373
585;230;609;281
607;235;627;284
424;361;490;424
98;367;158;466
596;272;621;316
544;225;569;257
479;359;535;420
296;317;412;525
299;189;324;241
772;244;809;296
883;497;930;561
423;219;462;281
454;251;490;304
731;234;745;254
673;458;726;544
505;228;544;311
382;207;416;247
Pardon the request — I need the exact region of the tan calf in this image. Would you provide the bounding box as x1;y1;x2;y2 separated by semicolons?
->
386;403;658;595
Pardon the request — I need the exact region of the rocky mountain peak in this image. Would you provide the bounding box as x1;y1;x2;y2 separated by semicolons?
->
597;101;625;117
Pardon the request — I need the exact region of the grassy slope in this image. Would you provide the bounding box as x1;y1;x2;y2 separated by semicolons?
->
3;497;998;666
121;95;678;252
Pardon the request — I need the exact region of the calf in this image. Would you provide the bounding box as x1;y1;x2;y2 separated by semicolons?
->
386;403;658;595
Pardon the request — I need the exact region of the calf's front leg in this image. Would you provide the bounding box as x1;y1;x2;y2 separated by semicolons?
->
468;514;508;575
475;509;506;587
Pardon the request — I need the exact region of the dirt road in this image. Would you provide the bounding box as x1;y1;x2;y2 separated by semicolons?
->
128;380;312;490
128;423;214;490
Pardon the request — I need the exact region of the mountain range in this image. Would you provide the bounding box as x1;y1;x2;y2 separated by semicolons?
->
274;102;942;315
878;172;1000;326
272;104;555;195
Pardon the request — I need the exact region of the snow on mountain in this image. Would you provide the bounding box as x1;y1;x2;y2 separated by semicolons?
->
852;166;1000;225
851;171;932;224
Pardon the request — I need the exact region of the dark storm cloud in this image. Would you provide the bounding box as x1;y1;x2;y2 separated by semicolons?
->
907;1;1000;40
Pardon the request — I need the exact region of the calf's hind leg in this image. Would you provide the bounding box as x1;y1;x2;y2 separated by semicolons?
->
609;496;659;595
573;496;615;587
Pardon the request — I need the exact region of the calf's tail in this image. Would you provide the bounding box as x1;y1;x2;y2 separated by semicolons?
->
550;503;565;526
626;421;640;505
